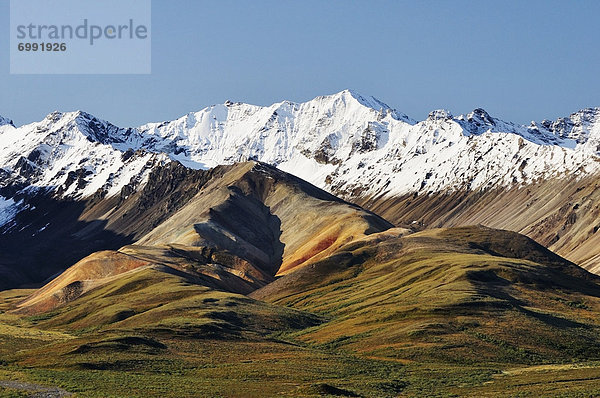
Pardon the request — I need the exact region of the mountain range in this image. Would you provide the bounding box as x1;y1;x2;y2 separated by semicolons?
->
3;90;600;200
2;91;600;396
2;90;600;286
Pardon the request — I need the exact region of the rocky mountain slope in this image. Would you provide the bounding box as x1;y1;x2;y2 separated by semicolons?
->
1;160;390;292
354;174;600;273
2;90;600;285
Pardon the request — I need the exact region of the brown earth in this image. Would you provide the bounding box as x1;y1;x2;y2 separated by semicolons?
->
354;176;600;274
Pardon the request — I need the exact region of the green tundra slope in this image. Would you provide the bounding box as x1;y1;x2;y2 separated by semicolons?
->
3;227;600;397
252;226;600;364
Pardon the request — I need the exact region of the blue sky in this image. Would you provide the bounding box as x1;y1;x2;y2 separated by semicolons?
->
1;0;599;127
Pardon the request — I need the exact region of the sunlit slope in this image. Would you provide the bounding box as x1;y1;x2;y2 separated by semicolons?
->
16;243;278;314
16;267;321;336
0;284;409;398
16;161;391;313
252;225;600;364
16;251;153;314
134;161;392;275
357;176;600;274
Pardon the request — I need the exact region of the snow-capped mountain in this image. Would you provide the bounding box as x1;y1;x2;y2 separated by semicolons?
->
0;111;168;198
0;115;13;127
4;90;600;286
2;89;600;208
124;91;600;198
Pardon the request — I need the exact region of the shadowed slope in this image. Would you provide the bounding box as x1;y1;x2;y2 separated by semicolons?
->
16;161;392;313
0;161;220;290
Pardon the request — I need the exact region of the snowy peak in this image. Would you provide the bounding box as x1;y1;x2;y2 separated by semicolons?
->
543;107;600;133
2;92;600;207
455;108;516;136
308;90;414;123
569;107;600;126
452;109;577;148
337;89;391;111
313;89;386;110
306;90;384;115
0;115;14;127
428;109;453;120
0;109;168;202
67;110;136;145
467;108;495;127
20;110;135;147
539;108;600;150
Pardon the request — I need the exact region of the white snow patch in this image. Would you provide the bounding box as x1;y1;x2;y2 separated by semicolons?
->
0;196;22;228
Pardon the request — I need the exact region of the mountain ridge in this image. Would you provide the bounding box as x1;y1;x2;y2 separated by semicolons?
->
2;90;599;203
3;90;600;279
5;92;600;148
0;160;392;290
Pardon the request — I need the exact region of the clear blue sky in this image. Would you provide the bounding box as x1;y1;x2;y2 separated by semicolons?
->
1;0;599;127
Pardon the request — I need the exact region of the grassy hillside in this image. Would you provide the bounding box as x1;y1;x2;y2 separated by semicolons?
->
3;227;600;396
0;271;410;398
253;226;600;364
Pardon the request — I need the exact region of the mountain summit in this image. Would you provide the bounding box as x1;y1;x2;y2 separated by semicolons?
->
1;90;599;202
0;115;13;127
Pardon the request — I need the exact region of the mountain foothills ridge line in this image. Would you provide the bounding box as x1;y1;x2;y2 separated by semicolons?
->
1;89;600;287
